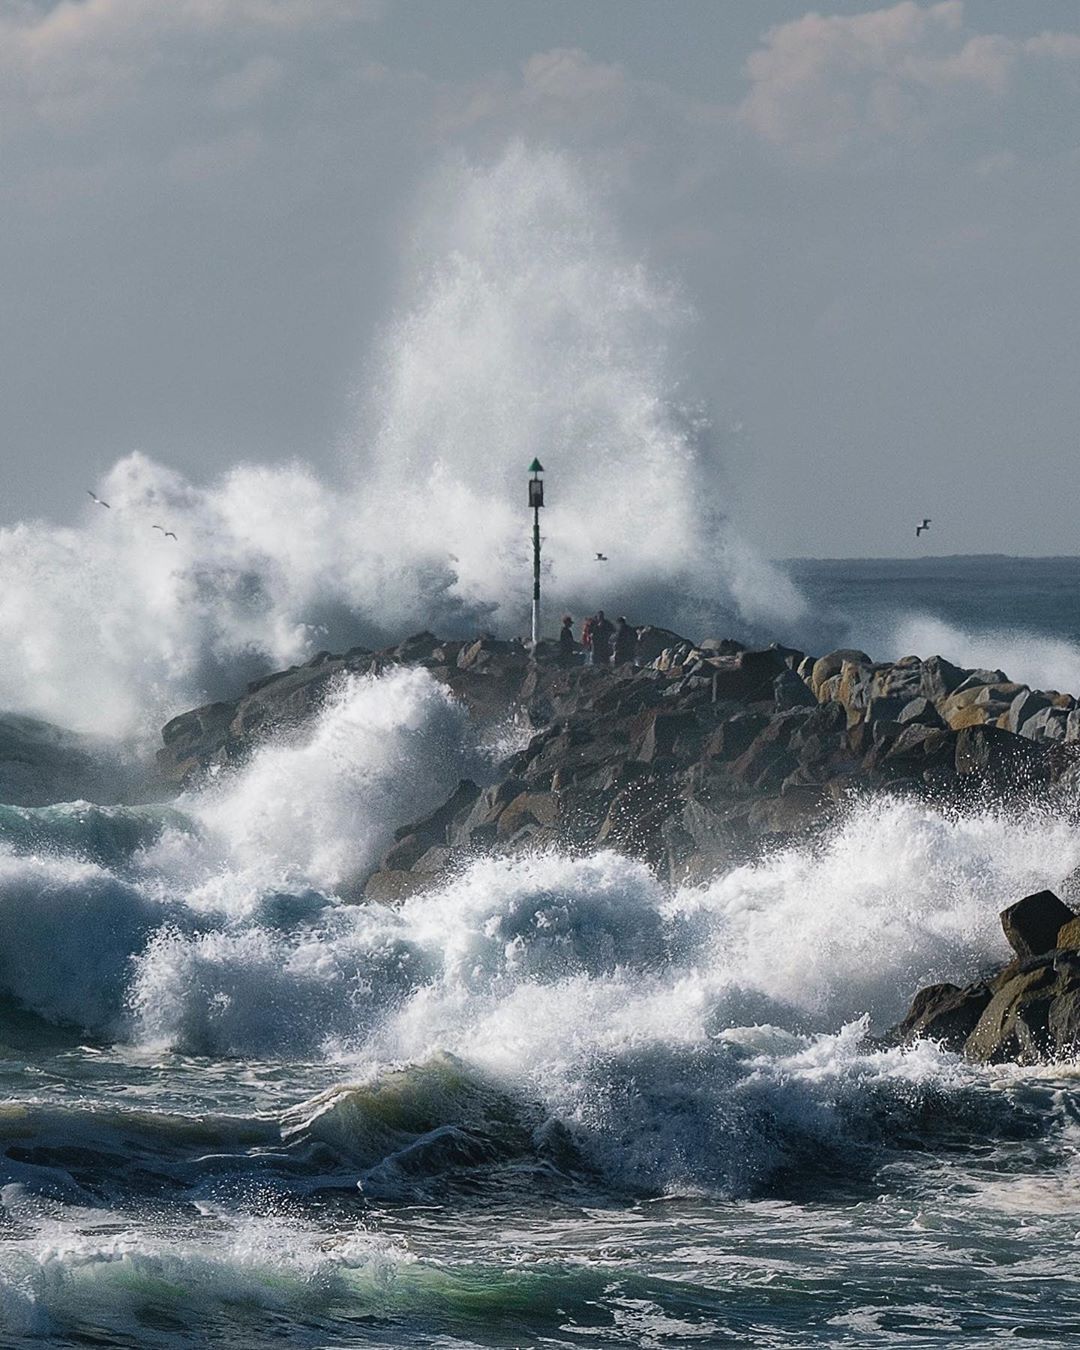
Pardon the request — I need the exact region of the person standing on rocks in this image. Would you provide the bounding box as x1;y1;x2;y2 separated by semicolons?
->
590;610;615;666
613;617;637;667
559;615;578;665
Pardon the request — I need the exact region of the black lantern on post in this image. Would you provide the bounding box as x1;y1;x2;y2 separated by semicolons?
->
528;459;544;647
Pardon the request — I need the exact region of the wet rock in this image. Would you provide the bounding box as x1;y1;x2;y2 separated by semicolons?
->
893;981;994;1050
496;791;559;838
704;712;769;761
363;870;433;903
1056;915;1080;951
965;955;1080;1064
773;668;816;711
393;631;441;662
1000;890;1076;960
953;724;1048;785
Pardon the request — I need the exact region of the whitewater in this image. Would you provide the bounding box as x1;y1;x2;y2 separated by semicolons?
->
3;148;1080;1345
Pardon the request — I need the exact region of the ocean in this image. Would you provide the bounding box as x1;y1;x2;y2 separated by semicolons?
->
2;557;1080;1348
3;149;1080;1348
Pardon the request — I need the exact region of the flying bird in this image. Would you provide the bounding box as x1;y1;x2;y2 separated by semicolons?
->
595;552;608;562
86;490;110;509
915;518;931;537
152;525;178;540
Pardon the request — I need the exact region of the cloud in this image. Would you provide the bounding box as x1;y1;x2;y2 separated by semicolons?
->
739;0;1080;164
0;0;381;136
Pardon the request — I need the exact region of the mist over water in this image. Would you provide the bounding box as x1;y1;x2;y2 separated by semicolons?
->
0;145;806;741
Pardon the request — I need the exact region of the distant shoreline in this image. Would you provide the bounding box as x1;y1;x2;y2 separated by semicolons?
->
780;554;1080;564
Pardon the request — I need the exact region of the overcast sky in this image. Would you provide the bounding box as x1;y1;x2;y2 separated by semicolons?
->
2;0;1079;557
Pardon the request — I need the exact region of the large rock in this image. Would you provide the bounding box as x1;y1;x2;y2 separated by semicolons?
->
893;981;994;1050
965;954;1080;1064
810;649;871;698
918;655;968;702
953;724;1049;785
1004;688;1049;735
773;669;816;711
1019;706;1069;743
1000;890;1076;960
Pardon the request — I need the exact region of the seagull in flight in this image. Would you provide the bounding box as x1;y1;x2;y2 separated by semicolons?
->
915;518;931;537
86;490;110;509
595;552;608;562
152;524;178;540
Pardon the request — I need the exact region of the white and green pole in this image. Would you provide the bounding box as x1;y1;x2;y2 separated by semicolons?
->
528;458;544;648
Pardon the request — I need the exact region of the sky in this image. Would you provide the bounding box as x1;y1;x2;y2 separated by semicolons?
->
2;0;1079;558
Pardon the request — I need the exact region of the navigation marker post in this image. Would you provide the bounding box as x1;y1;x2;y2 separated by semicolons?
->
528;459;544;649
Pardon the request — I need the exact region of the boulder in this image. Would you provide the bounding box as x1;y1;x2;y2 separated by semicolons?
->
496;791;559;838
636;627;691;665
773;668;816;711
1056;916;1080;951
810;649;871;698
965;955;1080;1064
704;712;769;761
1004;688;1049;735
893;981;994;1050
638;710;700;763
896;697;944;727
919;655;968;702
835;659;875;720
393;631;441;662
696;637;745;656
1019;706;1069;743
954;724;1048;785
952;669;1009;694
1000;890;1076;960
363;870;433;903
939;687;1013;730
869;659;924;704
882;724;956;773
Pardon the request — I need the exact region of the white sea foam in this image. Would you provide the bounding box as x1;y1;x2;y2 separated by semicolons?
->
0;732;1074;1195
0;1194;413;1344
885;613;1080;698
186;666;471;893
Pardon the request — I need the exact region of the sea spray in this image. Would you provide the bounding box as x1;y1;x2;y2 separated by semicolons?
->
187;666;471;893
0;146;806;740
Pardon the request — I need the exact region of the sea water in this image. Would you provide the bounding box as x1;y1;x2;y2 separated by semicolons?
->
3;146;1080;1346
1;657;1080;1347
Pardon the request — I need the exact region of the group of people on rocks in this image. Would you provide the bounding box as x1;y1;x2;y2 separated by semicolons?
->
559;611;637;667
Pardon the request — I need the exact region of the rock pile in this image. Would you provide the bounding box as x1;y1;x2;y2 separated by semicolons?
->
894;888;1080;1064
157;628;1080;898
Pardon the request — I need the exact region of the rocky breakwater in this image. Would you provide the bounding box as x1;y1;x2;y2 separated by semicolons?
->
894;887;1080;1064
156;629;1080;901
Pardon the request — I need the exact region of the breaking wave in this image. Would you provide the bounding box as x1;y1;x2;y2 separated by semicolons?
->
0;661;1076;1200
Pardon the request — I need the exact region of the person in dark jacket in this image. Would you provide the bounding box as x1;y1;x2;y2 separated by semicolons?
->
613;617;637;667
590;610;615;665
558;615;577;664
